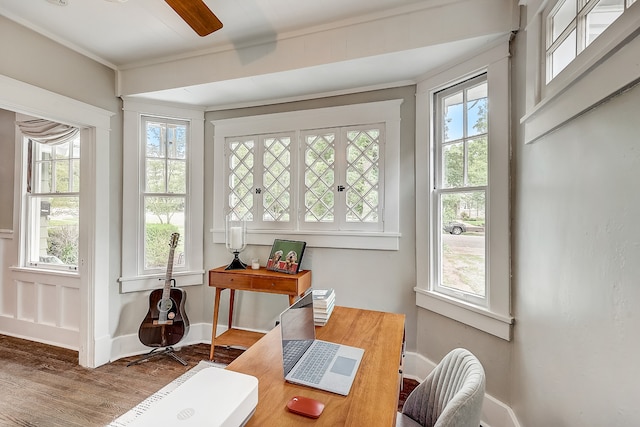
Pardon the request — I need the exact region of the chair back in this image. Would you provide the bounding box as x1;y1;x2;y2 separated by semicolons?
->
400;348;485;427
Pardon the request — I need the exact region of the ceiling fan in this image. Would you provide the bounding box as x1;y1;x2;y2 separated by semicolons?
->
164;0;223;37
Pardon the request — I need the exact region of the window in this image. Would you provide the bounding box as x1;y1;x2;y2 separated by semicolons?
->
415;42;512;340
212;100;401;250
522;0;640;143
120;100;204;293
433;75;487;306
225;125;384;233
25;135;80;270
545;0;636;83
142;116;187;270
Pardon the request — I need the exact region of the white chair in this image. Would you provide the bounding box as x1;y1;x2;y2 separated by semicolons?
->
397;348;485;427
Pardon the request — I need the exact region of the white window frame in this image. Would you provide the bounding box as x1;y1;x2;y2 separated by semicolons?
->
415;41;513;340
212;100;402;251
433;74;488;307
521;0;640;143
119;99;204;293
24;135;81;271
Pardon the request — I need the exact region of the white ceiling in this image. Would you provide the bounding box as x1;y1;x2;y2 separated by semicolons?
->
0;0;509;108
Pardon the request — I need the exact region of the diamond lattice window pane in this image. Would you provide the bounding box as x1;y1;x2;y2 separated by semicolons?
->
345;129;380;223
227;139;254;221
304;133;335;222
263;137;291;221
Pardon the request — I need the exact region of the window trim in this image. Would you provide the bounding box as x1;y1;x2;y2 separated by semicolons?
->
415;40;513;340
522;0;640;144
211;100;402;251
119;99;205;293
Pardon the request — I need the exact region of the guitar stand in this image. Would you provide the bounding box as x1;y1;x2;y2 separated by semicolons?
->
126;347;188;367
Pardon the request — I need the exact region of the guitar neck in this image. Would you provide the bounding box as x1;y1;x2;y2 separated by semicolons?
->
162;245;177;299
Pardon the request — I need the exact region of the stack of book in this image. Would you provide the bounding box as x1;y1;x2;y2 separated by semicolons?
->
312;288;335;326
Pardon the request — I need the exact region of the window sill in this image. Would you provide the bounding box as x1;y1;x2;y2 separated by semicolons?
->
10;266;81;286
210;229;401;251
415;287;513;341
522;6;640;144
0;229;12;239
119;270;205;293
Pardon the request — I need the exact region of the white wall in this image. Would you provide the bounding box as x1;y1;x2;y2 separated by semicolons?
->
511;15;640;426
0;109;15;232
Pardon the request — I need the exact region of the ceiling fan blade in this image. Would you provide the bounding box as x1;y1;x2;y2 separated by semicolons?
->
165;0;223;37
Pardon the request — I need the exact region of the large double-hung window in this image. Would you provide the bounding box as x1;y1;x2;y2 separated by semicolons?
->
433;75;488;305
415;42;512;340
120;101;204;293
26;135;80;270
142;116;187;270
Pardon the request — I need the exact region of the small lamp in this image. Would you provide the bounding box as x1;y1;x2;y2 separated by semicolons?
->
225;215;247;270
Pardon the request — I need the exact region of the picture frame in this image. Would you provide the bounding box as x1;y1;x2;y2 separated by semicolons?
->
266;239;306;274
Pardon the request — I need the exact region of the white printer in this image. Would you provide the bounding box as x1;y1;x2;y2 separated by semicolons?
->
127;367;258;427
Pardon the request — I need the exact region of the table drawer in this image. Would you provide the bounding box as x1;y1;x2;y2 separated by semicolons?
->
251;277;298;293
210;272;251;290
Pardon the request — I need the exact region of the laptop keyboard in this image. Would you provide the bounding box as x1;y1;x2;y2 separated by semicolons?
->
290;341;339;384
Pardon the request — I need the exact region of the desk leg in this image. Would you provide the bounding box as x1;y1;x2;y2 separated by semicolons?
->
288;295;296;306
228;289;235;330
209;288;223;360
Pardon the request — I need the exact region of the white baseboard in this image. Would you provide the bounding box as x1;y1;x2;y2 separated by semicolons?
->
403;351;520;427
0;315;78;350
109;322;218;361
108;322;272;361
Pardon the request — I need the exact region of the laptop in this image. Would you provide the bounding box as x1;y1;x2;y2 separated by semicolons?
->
279;290;364;396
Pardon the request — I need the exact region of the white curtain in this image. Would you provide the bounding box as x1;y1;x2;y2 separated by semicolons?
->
16;118;79;145
16;119;79;193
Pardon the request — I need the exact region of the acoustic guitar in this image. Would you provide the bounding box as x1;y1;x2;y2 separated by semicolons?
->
137;232;190;348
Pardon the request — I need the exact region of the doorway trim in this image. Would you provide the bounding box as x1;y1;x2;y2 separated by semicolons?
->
1;74;114;367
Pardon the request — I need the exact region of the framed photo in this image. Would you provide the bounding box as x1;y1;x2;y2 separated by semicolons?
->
266;239;306;274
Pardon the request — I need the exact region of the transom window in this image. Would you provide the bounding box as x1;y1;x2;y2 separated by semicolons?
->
545;0;636;82
26;136;80;270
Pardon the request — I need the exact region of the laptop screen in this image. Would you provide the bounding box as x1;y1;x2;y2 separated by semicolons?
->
280;291;316;375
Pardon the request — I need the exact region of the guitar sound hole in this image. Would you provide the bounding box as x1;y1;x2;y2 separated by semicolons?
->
158;299;174;312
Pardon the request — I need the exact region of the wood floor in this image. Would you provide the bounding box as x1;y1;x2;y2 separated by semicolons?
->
0;334;417;426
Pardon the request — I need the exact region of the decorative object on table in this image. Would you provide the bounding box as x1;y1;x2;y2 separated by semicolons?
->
130;232;189;366
225;215;247;270
266;239;306;274
312;288;335;326
251;258;260;270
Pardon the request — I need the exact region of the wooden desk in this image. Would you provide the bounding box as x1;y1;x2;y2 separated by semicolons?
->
208;266;312;360
226;306;406;427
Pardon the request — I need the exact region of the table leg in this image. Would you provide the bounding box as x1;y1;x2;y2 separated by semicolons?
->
228;289;236;330
288;294;296;306
209;287;223;360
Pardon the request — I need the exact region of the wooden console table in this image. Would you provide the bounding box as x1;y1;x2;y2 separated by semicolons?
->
208;266;312;360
